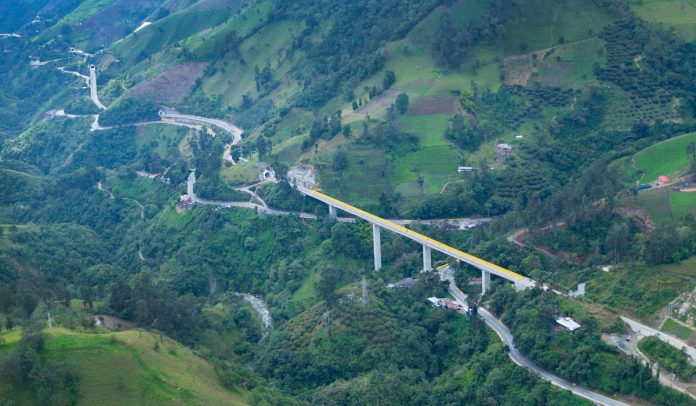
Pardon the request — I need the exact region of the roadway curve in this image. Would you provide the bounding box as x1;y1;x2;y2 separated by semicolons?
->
441;267;629;406
478;307;630;406
160;111;243;146
621;316;696;361
186;172;356;222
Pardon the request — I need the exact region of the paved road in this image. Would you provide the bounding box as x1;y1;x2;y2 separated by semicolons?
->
186;172;356;221
606;332;696;398
57;66;89;81
88;65;106;110
439;266;629;406
478;307;630;406
621;316;696;361
160;112;243;145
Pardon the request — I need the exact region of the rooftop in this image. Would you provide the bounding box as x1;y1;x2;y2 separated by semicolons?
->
556;317;581;332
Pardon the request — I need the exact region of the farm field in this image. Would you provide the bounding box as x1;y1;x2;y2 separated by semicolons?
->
670;191;696;219
633;131;696;183
586;258;696;320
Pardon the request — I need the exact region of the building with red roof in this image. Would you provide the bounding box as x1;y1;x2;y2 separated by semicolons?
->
658;175;671;184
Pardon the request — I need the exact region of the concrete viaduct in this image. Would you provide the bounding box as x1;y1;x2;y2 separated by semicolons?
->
296;186;536;294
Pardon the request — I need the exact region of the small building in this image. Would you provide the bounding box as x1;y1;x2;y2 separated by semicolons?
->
515;135;524;140
555;317;581;332
458;166;476;173
387;277;417;289
658;175;671;184
443;300;464;311
179;194;193;207
44;110;60;120
427;297;444;308
427;297;464;311
678;302;692;318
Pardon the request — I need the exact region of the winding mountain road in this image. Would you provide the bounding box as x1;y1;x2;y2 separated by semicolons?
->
160;111;242;144
442;266;629;406
88;65;106;110
48;58;657;404
478;307;630;406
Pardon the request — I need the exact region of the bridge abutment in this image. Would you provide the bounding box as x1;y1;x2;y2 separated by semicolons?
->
373;224;382;271
423;245;432;271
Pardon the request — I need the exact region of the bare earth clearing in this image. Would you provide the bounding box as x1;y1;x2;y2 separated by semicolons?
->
407;95;466;116
129;62;208;103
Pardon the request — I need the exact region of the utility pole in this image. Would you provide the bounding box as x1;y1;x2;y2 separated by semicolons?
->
47;312;53;329
361;276;368;304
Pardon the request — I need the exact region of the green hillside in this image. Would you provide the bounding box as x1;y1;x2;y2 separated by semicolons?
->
4;0;696;405
0;327;249;405
634;131;696;183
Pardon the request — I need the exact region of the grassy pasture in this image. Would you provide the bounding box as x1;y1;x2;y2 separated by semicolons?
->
114;11;230;63
633;131;696;182
202;19;301;108
316;145;393;207
636;188;673;224
670;191;696;219
630;0;696;25
392;145;459;185
0;328;248;405
661;318;693;340
58;0;114;24
398;114;449;147
135;123;188;161
220;159;260;186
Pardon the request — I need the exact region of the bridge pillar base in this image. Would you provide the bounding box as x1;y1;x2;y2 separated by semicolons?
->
373;224;382;271
482;270;491;295
328;205;337;219
423;246;432;272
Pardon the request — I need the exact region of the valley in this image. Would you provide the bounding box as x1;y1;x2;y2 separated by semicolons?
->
3;0;696;405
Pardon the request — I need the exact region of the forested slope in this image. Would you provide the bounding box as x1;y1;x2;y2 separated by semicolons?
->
2;0;696;404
